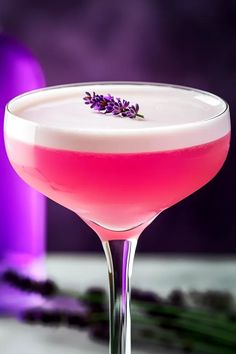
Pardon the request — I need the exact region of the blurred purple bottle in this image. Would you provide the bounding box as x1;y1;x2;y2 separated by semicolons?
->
0;34;46;312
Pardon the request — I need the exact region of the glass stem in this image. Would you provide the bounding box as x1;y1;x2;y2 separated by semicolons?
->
102;239;137;354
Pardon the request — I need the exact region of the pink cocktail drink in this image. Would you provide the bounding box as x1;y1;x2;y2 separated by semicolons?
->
7;133;229;240
5;83;230;240
4;83;230;354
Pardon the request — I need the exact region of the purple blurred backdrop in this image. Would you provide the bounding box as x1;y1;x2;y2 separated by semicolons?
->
0;0;235;253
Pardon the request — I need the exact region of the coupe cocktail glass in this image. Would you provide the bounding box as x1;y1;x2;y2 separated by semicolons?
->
4;83;230;354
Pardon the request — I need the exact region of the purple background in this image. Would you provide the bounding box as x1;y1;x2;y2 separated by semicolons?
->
0;0;235;253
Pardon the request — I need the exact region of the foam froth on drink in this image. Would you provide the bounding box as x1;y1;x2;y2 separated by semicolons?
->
5;83;230;153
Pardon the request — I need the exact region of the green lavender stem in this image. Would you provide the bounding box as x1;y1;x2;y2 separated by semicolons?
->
60;289;236;340
88;307;236;351
89;311;236;354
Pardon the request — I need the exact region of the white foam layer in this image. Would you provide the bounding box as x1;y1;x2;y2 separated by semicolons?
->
5;83;230;153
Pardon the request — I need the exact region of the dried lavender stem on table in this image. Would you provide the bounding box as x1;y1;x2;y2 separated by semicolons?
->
2;269;236;354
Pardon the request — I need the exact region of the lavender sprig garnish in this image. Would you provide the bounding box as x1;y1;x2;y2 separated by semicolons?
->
83;92;144;119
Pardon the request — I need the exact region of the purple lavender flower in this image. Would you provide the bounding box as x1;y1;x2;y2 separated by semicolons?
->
112;98;130;117
93;95;109;111
123;104;142;119
83;92;144;119
104;94;115;113
83;91;95;105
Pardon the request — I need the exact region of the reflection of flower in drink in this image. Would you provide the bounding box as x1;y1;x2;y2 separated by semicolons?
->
83;91;144;119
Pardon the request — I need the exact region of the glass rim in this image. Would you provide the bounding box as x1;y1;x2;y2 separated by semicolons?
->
6;81;229;124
